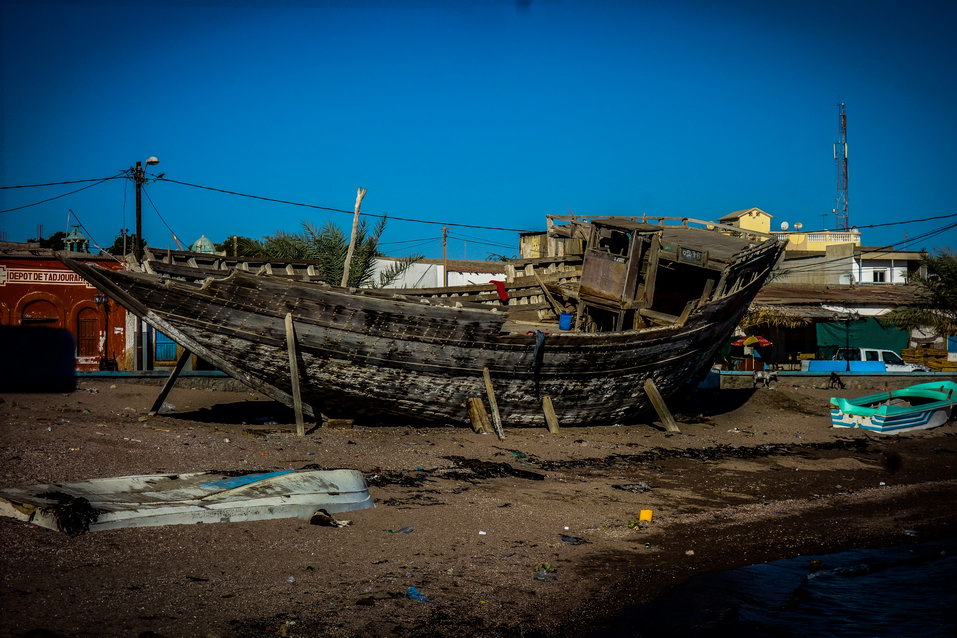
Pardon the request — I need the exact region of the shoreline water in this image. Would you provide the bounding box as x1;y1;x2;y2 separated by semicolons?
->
573;481;957;637
600;534;957;637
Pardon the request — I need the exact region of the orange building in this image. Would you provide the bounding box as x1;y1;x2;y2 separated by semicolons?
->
0;243;128;371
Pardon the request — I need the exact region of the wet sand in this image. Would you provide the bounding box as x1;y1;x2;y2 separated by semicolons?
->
1;378;955;637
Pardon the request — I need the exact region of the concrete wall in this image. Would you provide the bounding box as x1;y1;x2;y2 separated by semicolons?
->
773;243;855;285
719;371;956;391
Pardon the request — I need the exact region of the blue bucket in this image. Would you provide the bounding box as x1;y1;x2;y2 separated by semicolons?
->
559;312;574;330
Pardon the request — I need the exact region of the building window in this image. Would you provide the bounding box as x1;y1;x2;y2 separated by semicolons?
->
21;299;61;327
872;270;887;283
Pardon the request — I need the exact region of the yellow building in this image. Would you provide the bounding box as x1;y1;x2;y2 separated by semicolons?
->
774;228;861;251
719;207;861;251
718;207;773;234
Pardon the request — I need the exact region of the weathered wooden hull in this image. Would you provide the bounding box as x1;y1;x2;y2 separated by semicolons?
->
63;244;780;427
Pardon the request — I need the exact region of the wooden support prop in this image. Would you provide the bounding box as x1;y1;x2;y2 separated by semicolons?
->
284;312;306;437
482;367;506;440
542;395;560;434
638;307;680;325
148;348;192;416
533;271;564;317
467;397;493;434
641;235;661;306
697;278;715;306
643;378;681;433
341;187;368;287
676;300;696;327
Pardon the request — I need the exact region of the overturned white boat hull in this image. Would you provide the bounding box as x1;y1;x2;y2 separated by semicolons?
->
0;469;372;534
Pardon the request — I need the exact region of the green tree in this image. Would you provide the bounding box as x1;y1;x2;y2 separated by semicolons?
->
104;231;146;256
27;231;68;249
885;250;957;337
215;235;266;258
220;219;420;288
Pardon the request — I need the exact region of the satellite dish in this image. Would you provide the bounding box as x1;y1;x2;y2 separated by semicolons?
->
794;222;803;230
780;221;790;231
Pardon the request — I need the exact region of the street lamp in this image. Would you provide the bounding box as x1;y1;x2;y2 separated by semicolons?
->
132;156;160;263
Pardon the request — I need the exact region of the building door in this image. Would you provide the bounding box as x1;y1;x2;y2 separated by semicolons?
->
21;299;61;328
154;330;178;363
76;307;99;357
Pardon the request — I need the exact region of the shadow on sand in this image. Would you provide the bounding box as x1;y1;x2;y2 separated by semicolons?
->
166;400;296;425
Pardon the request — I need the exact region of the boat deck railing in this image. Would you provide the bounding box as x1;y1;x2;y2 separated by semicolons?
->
545;214;776;242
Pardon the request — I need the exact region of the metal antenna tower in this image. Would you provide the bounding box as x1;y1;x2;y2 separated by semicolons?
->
833;101;849;231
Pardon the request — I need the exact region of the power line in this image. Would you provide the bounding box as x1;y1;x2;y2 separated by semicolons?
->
378;236;442;245
156;176;537;233
855;212;957;229
0;176;122;189
794;212;957;234
382;238;440;254
777;220;957;276
447;232;516;250
447;229;519;246
141;185;186;249
0;173;124;214
66;209;124;264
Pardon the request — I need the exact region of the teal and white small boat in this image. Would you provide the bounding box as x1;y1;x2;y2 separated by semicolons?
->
830;381;957;434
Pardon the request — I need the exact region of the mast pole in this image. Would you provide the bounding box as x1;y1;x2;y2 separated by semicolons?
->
341;187;368;287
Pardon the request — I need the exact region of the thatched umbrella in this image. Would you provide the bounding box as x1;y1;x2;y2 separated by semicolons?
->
740;305;811;330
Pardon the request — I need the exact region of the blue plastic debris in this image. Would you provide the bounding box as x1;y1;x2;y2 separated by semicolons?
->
201;470;294;489
407;586;430;602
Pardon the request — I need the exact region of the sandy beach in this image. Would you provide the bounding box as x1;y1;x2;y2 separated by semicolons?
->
1;377;955;637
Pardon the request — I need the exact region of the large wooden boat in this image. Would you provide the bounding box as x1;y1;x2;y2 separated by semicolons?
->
61;216;785;427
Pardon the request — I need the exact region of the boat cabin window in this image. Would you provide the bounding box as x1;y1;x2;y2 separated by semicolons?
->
647;260;716;317
594;228;632;257
586;307;620;333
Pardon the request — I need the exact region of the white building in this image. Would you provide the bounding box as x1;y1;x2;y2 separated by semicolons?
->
371;257;506;289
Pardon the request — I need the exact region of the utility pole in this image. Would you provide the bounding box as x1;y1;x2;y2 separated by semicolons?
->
129;156;159;371
442;226;449;287
134;161;144;262
131;156;160;263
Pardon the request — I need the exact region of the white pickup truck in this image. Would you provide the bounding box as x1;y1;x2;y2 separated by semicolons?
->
831;348;931;372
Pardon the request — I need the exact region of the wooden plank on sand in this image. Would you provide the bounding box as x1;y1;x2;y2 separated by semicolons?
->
467;397;493;434
542;395;560;434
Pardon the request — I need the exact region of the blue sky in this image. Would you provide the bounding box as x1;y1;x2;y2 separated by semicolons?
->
2;0;955;259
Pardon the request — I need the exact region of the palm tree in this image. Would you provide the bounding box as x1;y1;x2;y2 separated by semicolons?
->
225;219;421;288
885;250;957;337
